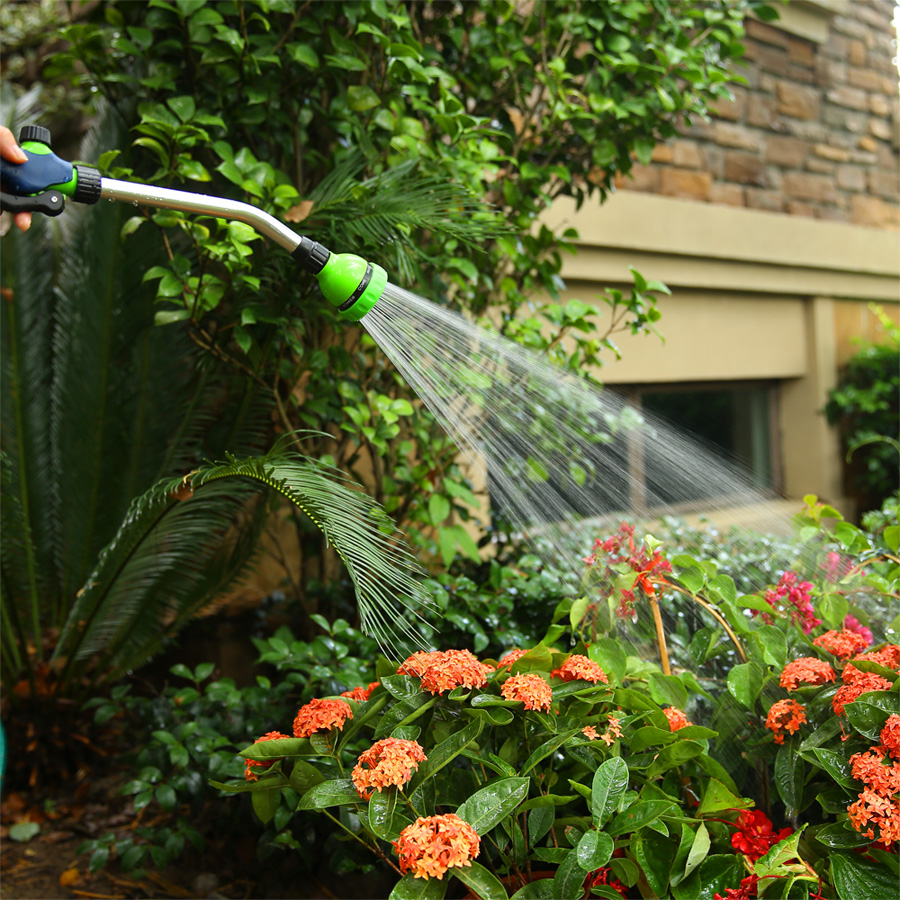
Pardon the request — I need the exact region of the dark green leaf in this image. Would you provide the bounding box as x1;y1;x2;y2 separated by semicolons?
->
454;861;509;900
457;777;529;836
831;851;900;900
607;800;675;837
774;738;804;816
591;757;629;827
295;779;362;810
576;830;614;870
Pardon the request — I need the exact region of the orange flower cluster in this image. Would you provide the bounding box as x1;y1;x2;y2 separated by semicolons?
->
292;698;354;738
244;731;291;782
417;649;493;695
501;673;552;711
765;699;807;745
496;648;529;669
832;664;892;717
393;813;480;880
812;629;869;659
847;790;900;846
601;714;623;747
779;657;836;691
551;654;608;684
881;714;900;756
582;725;599;740
340;682;379;702
853;644;900;671
850;745;900;796
397;651;441;677
663;707;692;731
351;738;427;799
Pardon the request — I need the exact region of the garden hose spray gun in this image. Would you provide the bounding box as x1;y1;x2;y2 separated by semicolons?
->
0;125;386;321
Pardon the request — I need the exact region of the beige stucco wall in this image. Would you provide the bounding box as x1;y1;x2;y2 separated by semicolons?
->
540;189;899;514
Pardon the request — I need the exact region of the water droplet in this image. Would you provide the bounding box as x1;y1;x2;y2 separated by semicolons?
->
132;200;138;207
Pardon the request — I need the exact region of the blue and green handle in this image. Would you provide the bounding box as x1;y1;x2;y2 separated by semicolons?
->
0;126;386;320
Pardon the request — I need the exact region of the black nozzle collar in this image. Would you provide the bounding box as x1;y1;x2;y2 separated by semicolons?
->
73;166;102;205
292;236;331;274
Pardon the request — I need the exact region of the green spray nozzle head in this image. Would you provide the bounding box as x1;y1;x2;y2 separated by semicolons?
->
317;252;387;321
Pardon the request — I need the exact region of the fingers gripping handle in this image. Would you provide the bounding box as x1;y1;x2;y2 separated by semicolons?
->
0;126;101;217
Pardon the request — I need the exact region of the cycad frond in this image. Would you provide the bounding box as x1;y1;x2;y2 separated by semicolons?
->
54;445;432;691
194;446;434;655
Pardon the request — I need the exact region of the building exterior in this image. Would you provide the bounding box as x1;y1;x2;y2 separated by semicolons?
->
545;0;899;525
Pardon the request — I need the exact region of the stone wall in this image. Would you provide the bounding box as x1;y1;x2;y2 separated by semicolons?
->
615;1;899;229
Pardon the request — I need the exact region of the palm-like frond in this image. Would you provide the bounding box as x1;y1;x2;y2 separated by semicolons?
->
193;445;434;655
54;444;432;692
306;153;505;282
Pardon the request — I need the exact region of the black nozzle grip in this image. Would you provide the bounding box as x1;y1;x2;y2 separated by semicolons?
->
0;190;65;217
292;236;331;274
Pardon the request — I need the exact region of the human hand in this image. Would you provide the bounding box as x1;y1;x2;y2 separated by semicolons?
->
1;125;32;232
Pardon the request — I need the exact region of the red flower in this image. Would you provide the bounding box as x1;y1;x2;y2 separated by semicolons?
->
243;731;291;782
812;629;869;660
730;809;792;862
292;698;354;738
550;654;608;684
833;671;893;716
418;649;493;695
585;522;672;618
352;738;427;799
392;813;480;880
715;874;760;900
849;744;900;796
881;714;900;756
501;673;553;712
586;866;628;897
779;657;835;691
765;699;807;745
341;681;380;702
663;706;692;731
847;790;900;846
853;644;900;671
496;648;530;669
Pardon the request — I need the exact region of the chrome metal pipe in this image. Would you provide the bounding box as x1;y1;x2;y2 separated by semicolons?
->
99;178;302;252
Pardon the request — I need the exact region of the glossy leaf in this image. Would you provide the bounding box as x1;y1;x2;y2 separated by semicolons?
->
591;757;629;827
457;777;529;837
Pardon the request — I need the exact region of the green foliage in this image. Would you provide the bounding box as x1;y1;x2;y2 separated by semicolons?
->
23;0;757;575
824;305;900;513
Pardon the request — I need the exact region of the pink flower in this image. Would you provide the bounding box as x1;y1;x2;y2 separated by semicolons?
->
844;615;874;645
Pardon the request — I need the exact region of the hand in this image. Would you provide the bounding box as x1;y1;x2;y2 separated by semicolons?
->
1;125;32;232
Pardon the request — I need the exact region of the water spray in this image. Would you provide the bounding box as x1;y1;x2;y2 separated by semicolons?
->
0;125;384;321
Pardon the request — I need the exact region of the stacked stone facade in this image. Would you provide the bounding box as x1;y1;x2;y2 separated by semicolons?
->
616;2;899;229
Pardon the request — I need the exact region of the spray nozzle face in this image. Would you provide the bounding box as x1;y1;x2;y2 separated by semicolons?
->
316;252;387;321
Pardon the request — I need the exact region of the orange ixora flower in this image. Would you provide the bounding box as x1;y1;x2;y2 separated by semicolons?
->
351;738;427;799
418;650;493;695
392;813;481;880
881;714;900;757
501;673;552;712
292;698;354;738
847;790;900;846
853;644;900;671
550;654;608;684
340;681;380;702
663;707;692;731
496;648;530;669
397;651;442;677
601;714;624;747
765;699;807;745
244;731;291;782
849;745;900;796
582;725;599;741
779;657;836;691
832;672;893;717
812;629;869;660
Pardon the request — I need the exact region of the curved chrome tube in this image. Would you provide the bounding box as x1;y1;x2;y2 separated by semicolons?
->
100;178;302;252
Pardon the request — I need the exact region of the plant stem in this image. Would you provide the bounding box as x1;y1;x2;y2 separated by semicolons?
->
649;596;671;675
322;809;402;874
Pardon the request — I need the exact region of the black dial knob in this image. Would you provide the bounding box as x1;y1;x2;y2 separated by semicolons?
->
19;125;52;147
